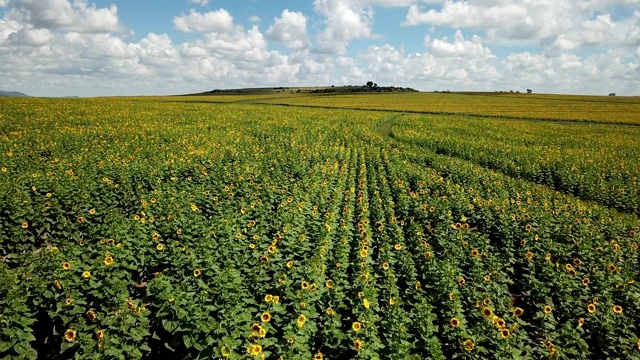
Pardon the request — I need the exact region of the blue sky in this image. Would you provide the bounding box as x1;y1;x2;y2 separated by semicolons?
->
1;0;639;96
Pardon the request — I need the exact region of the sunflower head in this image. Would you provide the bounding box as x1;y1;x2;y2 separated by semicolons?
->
450;318;460;328
482;307;493;318
354;339;364;352
462;339;475;351
613;305;623;314
513;307;524;317
500;329;510;338
352;321;362;331
261;312;272;323
104;256;114;266
64;329;77;342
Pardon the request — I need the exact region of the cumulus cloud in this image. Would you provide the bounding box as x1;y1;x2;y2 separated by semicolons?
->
427;30;494;59
173;9;235;33
0;0;638;96
12;0;124;33
266;10;310;50
189;0;209;5
403;0;635;45
314;0;376;54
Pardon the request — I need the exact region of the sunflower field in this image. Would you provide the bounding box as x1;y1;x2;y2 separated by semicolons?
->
1;95;639;360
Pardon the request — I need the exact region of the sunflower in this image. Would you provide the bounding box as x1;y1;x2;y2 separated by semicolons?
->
393;243;402;250
65;298;74;306
565;263;574;272
363;298;370;309
513;307;524;317
500;329;510;339
462;339;475;351
382;262;389;270
62;262;72;270
261;312;272;323
96;329;104;340
264;294;273;303
301;281;309;290
482;307;493;318
104;256;114;266
313;352;323;360
247;344;262;357
525;251;534;260
260;256;269;264
613;305;623;314
86;309;97;321
389;297;397;305
607;264;616;272
21;222;28;229
496;318;506;329
458;278;466;286
326;307;335;316
156;243;165;251
89;209;96;215
54;279;62;290
587;303;596;314
471;249;479;257
581;278;590;286
544;253;552;261
352;321;362;331
267;245;276;254
543;305;552;315
483;275;491;282
577;317;585;327
359;249;368;258
296;314;307;328
325;280;334;289
249;243;256;249
450;318;460;328
354;339;364;352
152;233;160;241
194;268;202;277
77;216;84;224
82;271;91;279
64;329;77;342
286;260;293;268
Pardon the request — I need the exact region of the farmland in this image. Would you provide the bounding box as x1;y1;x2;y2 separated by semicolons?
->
1;93;640;360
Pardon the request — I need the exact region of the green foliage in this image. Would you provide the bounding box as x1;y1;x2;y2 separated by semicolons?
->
0;95;639;359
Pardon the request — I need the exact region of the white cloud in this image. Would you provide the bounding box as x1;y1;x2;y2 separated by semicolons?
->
12;0;123;33
266;10;309;50
8;26;53;46
427;30;493;59
363;0;415;7
189;0;209;5
0;0;9;6
173;9;235;33
626;11;640;46
0;0;638;96
314;0;376;54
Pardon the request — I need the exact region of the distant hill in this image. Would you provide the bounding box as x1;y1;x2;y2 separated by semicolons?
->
0;90;29;97
183;85;418;96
